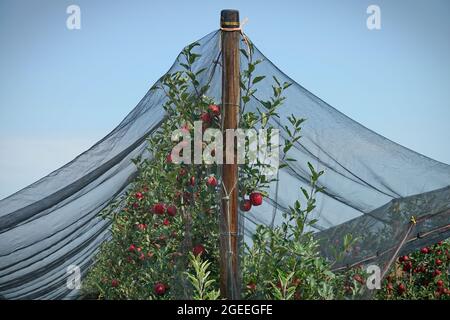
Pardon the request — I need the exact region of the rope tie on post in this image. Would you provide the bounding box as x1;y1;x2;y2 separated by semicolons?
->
220;17;251;57
221;180;238;247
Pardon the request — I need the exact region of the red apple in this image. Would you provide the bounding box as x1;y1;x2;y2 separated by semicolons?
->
353;274;364;284
206;176;218;187
154;282;166;296
403;261;412;272
153;203;165;215
387;283;393;292
180;123;191;133
200;112;211;123
135;192;144;200
208;104;220;116
241;199;252;212
246;282;256;291
137;223;147;231
433;270;442;277
397;283;406;295
111;279;119;288
193;244;205;256
166;205;177;217
292;277;301;286
250;192;263;206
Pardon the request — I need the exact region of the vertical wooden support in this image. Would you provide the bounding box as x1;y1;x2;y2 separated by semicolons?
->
220;9;240;299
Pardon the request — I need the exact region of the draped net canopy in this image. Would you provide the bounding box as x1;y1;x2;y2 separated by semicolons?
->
1;30;449;299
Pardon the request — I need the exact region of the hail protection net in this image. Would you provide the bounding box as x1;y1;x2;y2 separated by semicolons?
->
0;30;449;299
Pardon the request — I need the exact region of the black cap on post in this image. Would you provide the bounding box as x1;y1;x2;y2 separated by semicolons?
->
221;9;240;28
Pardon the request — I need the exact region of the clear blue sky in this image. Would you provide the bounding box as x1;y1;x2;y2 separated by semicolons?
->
0;0;449;199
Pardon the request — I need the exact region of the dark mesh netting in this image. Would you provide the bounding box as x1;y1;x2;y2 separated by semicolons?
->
0;30;449;299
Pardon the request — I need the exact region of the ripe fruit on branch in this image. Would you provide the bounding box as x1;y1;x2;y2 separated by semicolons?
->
154;283;166;296
153;203;165;215
292;277;301;286
166;153;173;164
433;269;442;277
200;112;212;123
208;104;220;116
402;261;412;272
137;223;147;231
180;123;191;133
399;255;409;263
166;205;177;217
435;258;442;266
111;279;119;288
250;192;263;206
397;283;406;295
387;283;394;292
189;176;195;186
353;274;365;284
178;168;187;177
193;244;205;256
128;244;136;252
246;282;256;291
206;176;218;187
344;285;352;294
421;247;430;254
163;218;170;226
135;192;144;200
241;199;252;212
437;280;444;287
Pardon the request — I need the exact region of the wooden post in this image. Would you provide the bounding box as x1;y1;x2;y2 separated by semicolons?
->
220;9;240;299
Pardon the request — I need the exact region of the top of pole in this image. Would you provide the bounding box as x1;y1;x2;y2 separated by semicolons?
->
220;9;240;28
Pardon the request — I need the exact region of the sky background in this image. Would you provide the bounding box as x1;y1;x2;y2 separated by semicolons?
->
0;0;449;199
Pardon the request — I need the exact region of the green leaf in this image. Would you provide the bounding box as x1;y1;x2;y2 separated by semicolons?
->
240;49;249;60
189;53;201;65
283;82;293;90
195;68;207;75
180;63;190;70
248;63;255;74
272;76;281;86
252;76;266;85
301;187;309;200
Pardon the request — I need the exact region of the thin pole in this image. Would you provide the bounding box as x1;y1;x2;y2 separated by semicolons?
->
220;9;240;299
